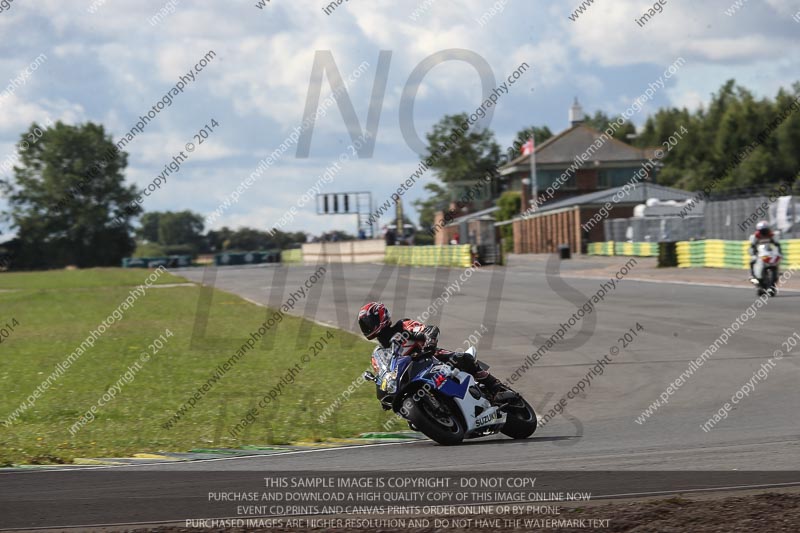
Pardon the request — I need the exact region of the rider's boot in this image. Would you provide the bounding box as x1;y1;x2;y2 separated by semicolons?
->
749;260;758;284
451;352;506;401
477;373;506;402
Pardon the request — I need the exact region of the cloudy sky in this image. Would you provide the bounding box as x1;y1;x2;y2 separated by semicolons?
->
0;0;798;236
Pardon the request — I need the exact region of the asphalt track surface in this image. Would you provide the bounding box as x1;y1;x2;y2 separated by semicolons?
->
3;257;799;530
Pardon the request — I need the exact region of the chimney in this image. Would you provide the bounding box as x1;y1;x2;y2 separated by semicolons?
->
569;97;584;127
520;178;531;215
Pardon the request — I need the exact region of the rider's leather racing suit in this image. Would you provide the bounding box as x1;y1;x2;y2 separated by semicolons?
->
749;231;782;278
375;319;503;396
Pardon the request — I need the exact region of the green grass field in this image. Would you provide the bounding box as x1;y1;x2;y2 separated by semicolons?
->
0;268;392;466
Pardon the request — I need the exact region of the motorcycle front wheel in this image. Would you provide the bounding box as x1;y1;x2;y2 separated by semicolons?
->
768;268;778;296
402;393;465;445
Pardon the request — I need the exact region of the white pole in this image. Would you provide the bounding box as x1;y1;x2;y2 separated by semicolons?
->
529;135;537;208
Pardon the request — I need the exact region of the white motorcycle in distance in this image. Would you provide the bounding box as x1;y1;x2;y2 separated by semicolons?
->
751;243;781;297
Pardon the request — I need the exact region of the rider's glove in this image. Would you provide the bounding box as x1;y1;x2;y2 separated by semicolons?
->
421;325;439;356
421;340;437;357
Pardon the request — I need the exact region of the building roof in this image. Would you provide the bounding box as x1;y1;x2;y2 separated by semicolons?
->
447;206;499;226
538;182;694;212
501;124;657;173
496;183;696;225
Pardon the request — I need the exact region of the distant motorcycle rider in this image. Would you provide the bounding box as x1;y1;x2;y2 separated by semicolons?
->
749;220;782;283
357;302;505;399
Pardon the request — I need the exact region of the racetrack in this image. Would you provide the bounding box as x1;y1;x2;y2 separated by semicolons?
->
3;257;799;530
170;256;800;471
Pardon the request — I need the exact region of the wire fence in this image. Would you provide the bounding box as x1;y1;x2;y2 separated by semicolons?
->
604;216;704;243
705;194;800;240
603;189;800;242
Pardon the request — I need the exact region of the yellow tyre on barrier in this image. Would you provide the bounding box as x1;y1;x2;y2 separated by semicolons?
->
385;245;472;268
588;241;656;257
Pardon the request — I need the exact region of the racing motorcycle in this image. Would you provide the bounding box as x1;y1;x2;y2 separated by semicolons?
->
363;340;537;445
750;243;781;297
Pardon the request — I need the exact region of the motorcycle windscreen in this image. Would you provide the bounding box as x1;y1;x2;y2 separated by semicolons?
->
377;353;412;394
371;347;393;375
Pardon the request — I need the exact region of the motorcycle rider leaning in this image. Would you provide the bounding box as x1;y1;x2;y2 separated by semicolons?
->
749;220;782;283
357;302;505;400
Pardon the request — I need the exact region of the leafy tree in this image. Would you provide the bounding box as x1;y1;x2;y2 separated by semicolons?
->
632;79;800;192
584;110;636;142
133;241;165;258
226;227;276;251
414;231;434;245
495;191;521;253
317;230;355;242
201;226;304;252
774;84;800;180
412;182;449;233
424;113;501;186
418;113;502;227
269;230;307;249
635;107;700;188
158;210;205;252
206;226;235;252
0;121;139;269
137;212;162;242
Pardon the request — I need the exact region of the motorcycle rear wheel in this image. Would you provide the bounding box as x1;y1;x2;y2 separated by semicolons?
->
402;394;465;445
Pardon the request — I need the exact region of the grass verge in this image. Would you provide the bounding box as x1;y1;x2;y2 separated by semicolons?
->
0;268;389;465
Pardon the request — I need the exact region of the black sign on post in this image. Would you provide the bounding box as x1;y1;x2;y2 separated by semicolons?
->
396;197;404;244
316;192;374;238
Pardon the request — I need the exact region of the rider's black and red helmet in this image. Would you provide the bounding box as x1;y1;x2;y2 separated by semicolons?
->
358;302;391;340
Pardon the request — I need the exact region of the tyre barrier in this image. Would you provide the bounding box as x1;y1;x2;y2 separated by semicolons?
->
384;245;473;268
281;249;303;264
587;242;658;257
675;239;800;269
214;251;281;266
122;255;192;268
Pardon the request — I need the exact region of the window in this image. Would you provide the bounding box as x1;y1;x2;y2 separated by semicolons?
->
450;181;492;204
536;169;576;191
598;167;639;189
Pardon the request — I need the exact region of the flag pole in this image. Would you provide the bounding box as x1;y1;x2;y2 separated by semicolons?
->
529;135;537;210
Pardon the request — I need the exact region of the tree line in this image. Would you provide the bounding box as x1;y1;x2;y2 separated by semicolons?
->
1;79;797;269
0;122;306;270
414;79;800;232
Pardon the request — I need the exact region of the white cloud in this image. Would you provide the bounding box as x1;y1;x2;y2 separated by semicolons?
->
682;36;788;62
0;95;83;134
764;0;800;16
0;0;796;237
128;131;242;167
667;88;706;112
564;0;798;66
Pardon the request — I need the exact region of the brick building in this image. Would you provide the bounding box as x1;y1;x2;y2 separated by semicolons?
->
499;99;659;205
498;183;695;255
